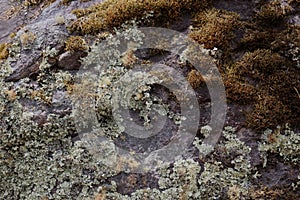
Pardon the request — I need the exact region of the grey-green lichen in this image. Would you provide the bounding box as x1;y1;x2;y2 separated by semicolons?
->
259;124;300;165
1;14;299;200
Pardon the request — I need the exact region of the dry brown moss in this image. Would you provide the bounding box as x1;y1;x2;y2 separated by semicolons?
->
187;69;204;89
65;36;88;52
246;93;291;130
240;29;276;51
223;76;256;105
69;0;210;34
23;0;55;7
189;8;240;49
0;43;9;60
250;187;299;200
255;0;293;25
236;49;286;79
223;46;299;131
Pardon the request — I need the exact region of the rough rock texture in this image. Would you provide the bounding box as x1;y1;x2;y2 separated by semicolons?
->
0;0;299;199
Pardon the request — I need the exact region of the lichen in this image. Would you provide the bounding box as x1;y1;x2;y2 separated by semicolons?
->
259;124;300;165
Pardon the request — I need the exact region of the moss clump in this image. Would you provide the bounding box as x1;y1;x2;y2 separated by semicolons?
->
61;0;76;6
65;36;88;52
223;75;256;104
0;43;9;60
240;29;276;51
23;0;55;7
230;48;299;130
236;49;286;78
250;187;299;200
246;94;291;131
187;69;204;89
255;0;293;25
20;31;36;47
189;8;240;49
69;0;210;34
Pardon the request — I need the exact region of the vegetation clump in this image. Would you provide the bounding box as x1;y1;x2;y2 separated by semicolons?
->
189;8;240;49
0;43;9;60
236;49;286;78
69;0;210;34
64;36;88;52
246;93;291;130
187;69;204;89
255;0;293;25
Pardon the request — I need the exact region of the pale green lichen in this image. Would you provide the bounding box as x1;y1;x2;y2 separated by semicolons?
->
259;124;300;165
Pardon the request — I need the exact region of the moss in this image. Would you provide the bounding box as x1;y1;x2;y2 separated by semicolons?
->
240;29;276;51
223;75;256;104
250;187;299;200
231;48;300;130
65;36;88;52
189;8;240;49
271;25;300;68
236;49;286;79
61;0;76;6
69;0;210;34
255;0;293;26
187;69;204;89
0;43;9;60
20;31;36;47
23;0;55;7
246;94;291;131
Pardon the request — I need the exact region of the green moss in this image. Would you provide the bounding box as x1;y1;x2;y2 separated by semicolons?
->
68;0;210;35
189;8;240;49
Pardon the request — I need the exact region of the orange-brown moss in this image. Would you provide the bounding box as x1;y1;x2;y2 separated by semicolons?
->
236;49;286;79
69;0;210;35
250;187;299;200
255;0;293;25
240;29;276;51
23;0;56;7
65;36;88;52
61;0;76;6
0;43;9;60
223;75;256;104
246;93;291;131
189;8;240;49
187;69;204;89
